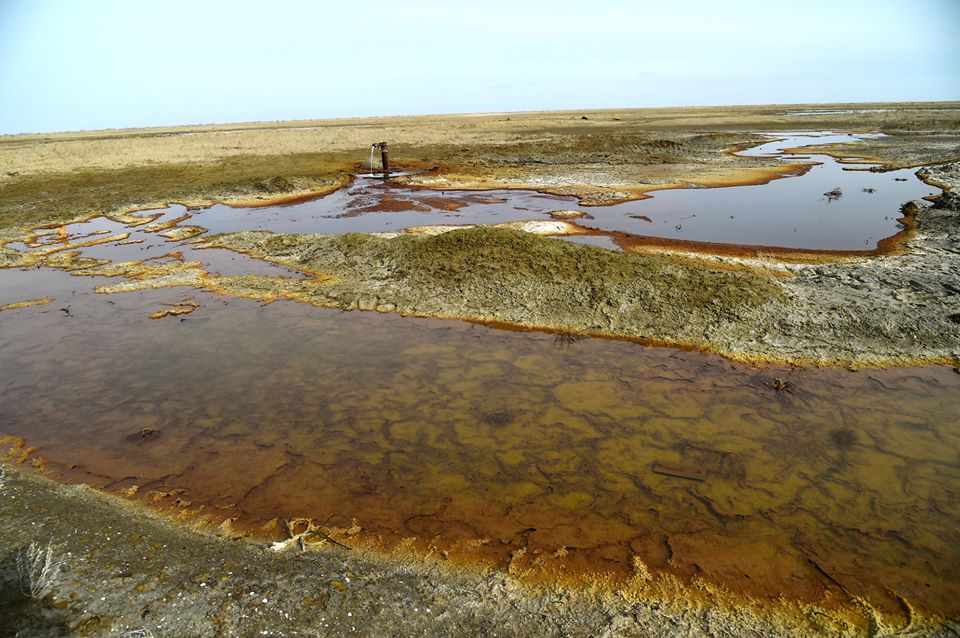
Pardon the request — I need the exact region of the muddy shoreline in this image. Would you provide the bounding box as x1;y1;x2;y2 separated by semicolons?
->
3;464;955;638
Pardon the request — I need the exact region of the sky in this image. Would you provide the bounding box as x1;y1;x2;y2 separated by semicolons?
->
1;0;958;134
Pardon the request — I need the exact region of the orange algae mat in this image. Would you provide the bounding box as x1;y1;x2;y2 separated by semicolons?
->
1;267;958;620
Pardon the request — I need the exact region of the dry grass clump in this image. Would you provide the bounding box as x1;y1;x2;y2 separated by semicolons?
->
17;541;64;599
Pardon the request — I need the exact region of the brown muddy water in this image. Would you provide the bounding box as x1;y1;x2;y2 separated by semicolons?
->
1;264;959;618
0;132;957;621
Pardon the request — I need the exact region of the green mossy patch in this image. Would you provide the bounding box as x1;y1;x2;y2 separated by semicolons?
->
209;227;783;342
0;153;352;232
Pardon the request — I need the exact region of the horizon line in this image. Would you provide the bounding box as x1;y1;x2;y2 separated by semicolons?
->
4;99;959;138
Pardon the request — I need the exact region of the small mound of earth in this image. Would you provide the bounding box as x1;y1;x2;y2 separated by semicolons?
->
547;210;592;220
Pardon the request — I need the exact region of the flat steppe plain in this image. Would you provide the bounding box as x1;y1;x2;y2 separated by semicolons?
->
3;101;959;218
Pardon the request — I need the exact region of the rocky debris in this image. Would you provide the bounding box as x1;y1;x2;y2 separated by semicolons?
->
546;210;590;220
148;299;199;320
823;187;843;201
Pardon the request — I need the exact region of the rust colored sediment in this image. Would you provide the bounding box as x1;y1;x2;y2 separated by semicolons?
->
0;296;55;311
605;211;917;262
4;427;954;632
355;195;432;214
415;196;469;212
221;180;352;208
462;312;954;369
523;205;919;262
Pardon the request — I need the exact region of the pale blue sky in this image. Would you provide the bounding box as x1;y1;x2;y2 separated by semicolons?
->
1;0;958;134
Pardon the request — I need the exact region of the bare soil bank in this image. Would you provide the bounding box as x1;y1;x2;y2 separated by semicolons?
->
2;464;953;638
203;226;791;356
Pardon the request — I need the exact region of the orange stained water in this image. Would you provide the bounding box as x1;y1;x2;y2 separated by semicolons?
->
1;266;958;619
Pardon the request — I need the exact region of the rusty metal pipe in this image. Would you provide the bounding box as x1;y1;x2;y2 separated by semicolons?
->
372;141;389;175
